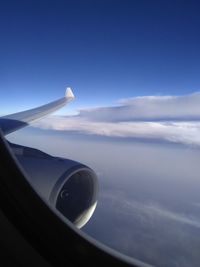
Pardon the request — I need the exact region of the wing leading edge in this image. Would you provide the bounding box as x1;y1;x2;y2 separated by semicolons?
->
0;87;75;136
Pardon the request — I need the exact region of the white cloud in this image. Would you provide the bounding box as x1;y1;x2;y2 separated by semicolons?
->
78;92;200;122
33;92;200;146
139;202;200;228
102;191;200;229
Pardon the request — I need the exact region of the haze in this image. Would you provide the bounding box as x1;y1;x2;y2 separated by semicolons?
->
8;126;200;267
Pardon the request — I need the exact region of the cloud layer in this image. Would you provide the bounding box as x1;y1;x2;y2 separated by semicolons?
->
34;92;200;146
117;196;200;229
78;92;200;122
90;190;200;267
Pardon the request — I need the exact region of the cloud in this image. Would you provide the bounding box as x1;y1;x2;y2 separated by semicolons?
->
33;92;200;146
102;191;200;229
94;190;200;267
124;200;200;229
78;92;200;122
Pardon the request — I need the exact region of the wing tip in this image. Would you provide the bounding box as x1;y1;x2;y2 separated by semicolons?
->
65;87;75;99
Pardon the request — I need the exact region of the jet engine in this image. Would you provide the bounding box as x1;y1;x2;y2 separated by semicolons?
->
10;142;98;229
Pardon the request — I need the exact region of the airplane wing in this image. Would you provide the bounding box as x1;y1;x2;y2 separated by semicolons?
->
0;87;75;135
0;89;147;266
0;88;98;229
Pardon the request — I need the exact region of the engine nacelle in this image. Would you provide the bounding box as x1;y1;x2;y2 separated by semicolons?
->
10;143;98;228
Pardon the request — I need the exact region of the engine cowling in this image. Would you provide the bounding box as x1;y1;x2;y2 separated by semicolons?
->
10;142;98;228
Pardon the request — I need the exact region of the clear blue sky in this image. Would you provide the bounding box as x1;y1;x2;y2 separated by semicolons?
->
1;0;200;114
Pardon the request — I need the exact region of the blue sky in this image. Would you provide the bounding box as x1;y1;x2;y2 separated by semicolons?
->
1;0;200;114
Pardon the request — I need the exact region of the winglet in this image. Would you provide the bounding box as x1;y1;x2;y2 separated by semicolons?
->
65;87;75;99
